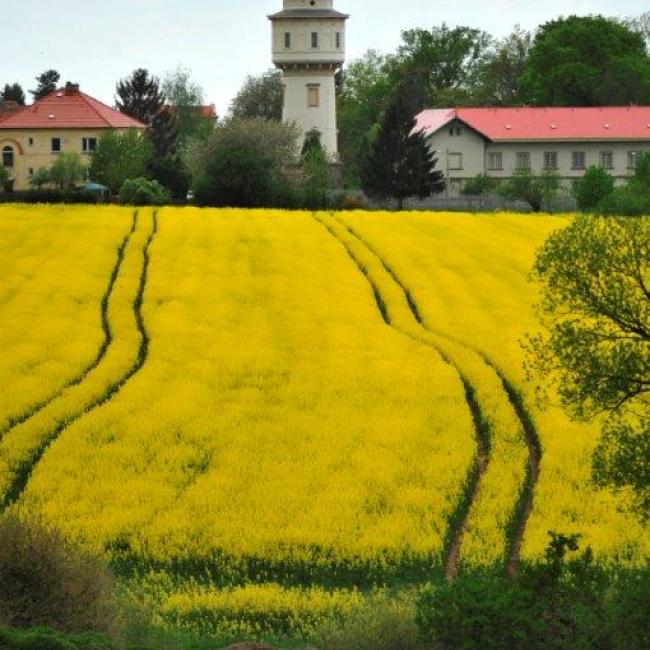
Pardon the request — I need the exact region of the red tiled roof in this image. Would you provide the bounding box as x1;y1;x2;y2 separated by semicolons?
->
0;87;146;130
415;106;650;142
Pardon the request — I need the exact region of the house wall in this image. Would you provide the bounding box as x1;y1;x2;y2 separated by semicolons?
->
0;127;135;191
427;125;650;196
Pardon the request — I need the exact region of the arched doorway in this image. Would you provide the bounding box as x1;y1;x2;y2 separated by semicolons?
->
2;146;14;168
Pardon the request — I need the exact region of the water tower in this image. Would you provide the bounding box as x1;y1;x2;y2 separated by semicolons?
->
269;0;348;159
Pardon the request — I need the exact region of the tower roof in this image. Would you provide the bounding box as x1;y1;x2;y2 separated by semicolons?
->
268;9;348;20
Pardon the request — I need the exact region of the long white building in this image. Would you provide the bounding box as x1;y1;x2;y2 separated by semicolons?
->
415;106;650;196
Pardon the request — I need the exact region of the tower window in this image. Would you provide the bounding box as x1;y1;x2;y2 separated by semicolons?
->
284;32;291;49
307;85;320;108
336;32;341;48
311;32;319;49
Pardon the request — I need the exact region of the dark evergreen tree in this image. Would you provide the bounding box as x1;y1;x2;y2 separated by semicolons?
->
1;83;26;106
361;81;444;209
116;69;165;125
30;70;60;100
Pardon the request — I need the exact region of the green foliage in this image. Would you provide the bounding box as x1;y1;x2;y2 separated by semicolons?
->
89;129;153;193
0;626;114;650
30;70;60;101
230;69;284;121
0;514;116;634
0;165;11;192
574;166;615;211
519;15;650;105
461;174;499;196
361;80;444;208
48;153;86;192
1;83;26;106
315;592;422;650
499;168;560;212
118;178;170;206
526;215;649;516
598;151;650;217
116;68;165;126
189;117;299;208
300;132;330;209
28;167;50;190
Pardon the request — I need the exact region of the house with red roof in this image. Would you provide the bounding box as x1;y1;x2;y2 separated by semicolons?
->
414;106;650;196
0;83;145;191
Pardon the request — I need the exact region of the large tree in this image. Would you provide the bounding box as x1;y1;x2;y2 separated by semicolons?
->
519;15;650;106
30;70;60;100
526;215;650;517
1;83;26;106
361;80;444;209
116;68;165;125
230;70;283;121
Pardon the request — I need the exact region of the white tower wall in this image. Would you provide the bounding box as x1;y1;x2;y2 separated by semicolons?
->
270;0;348;160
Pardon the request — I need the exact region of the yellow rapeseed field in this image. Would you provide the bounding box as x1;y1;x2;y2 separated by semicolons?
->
0;205;646;637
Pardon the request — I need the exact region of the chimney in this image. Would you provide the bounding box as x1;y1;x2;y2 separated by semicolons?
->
65;82;80;95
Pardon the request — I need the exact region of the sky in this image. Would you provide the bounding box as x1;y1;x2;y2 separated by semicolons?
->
3;0;648;115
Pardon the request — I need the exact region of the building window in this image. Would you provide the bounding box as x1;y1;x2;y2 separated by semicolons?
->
29;168;34;176
628;151;641;169
544;151;558;169
600;151;613;169
487;152;503;170
515;152;530;170
284;32;291;49
456;127;462;136
51;138;61;154
336;32;341;48
2;146;14;168
448;126;463;137
311;32;319;49
307;85;320;108
28;137;34;147
82;137;97;153
572;151;586;170
448;153;463;170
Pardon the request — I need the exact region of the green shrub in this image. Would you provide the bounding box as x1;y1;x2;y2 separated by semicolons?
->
598;184;650;216
0;514;116;635
461;174;499;196
118;177;170;206
0;627;114;650
574;166;615;211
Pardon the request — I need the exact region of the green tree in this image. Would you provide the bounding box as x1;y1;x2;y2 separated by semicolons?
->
526;215;650;516
574;166;615;211
599;151;650;216
30;70;60;100
89;129;153;193
48;153;86;192
0;166;11;192
361;80;445;209
1;83;26;106
28;168;50;190
230;69;284;121
461;174;499;196
519;16;650;106
301;131;330;209
189;118;298;208
116;68;165;125
499;168;560;212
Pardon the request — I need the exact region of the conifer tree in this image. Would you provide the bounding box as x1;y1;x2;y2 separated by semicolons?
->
361;81;444;209
116;69;165;125
30;70;60;100
1;83;26;106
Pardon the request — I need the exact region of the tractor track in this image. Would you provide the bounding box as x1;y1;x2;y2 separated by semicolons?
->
313;213;491;582
337;216;542;576
0;211;139;443
1;210;158;511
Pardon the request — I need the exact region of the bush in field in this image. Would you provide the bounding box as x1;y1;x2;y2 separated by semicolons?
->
301;130;331;209
461;173;499;196
0;626;114;650
189;117;299;207
573;166;615;211
598;151;650;216
118;177;170;206
499;168;560;212
315;592;422;650
28;167;51;190
0;514;116;635
48;153;87;192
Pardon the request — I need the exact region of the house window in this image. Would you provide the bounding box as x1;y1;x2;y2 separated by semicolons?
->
572;151;586;170
448;153;463;170
82;137;97;153
600;151;613;169
307;85;320;108
284;32;291;49
487;152;503;170
628;151;641;169
515;152;530;170
544;151;558;169
28;137;34;147
28;168;34;176
336;32;341;48
2;146;14;168
311;32;319;49
51;138;61;154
